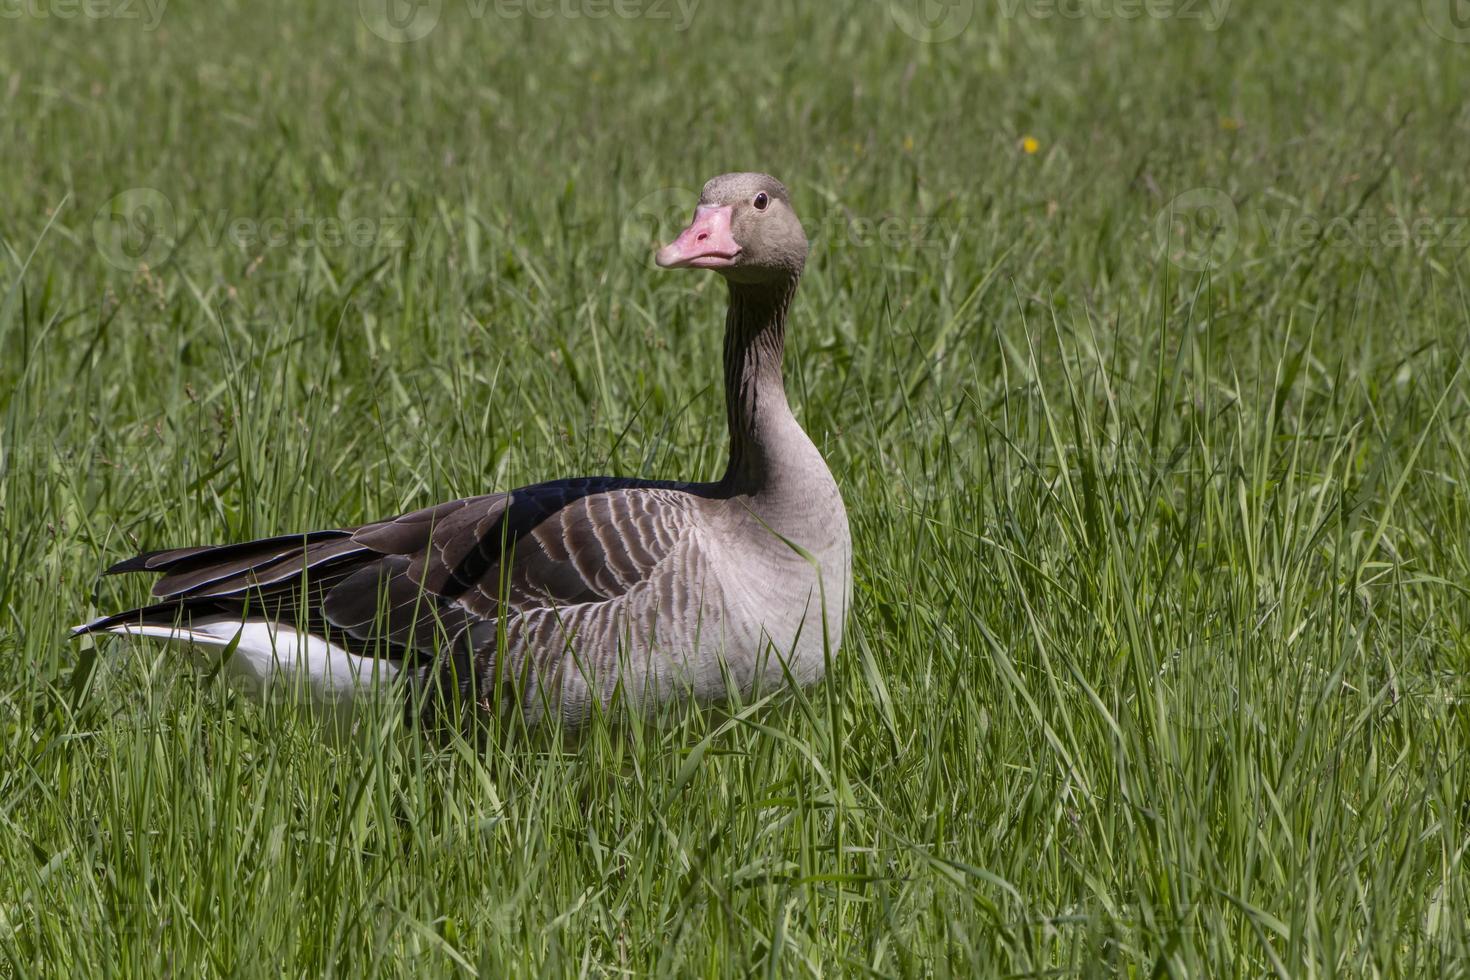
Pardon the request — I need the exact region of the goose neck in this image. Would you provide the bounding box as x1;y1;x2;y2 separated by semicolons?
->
720;276;802;492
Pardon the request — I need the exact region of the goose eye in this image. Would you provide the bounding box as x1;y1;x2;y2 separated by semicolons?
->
753;192;769;211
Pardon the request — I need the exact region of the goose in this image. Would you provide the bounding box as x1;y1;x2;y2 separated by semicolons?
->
74;172;851;730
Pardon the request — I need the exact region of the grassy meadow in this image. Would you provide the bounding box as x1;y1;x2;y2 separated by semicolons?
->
3;0;1470;973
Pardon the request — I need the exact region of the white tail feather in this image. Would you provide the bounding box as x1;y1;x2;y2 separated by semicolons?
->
86;619;400;734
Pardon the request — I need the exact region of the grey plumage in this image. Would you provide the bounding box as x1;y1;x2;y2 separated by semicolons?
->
75;173;851;729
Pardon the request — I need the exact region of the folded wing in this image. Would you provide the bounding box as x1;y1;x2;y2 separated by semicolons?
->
81;478;703;696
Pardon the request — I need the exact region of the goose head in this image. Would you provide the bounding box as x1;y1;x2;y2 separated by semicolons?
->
656;172;807;285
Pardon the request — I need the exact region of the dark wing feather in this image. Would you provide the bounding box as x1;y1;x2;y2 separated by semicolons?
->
185;537;366;597
104;531;348;578
86;478;702;681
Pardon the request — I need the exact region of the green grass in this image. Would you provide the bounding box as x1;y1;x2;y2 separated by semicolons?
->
3;0;1470;973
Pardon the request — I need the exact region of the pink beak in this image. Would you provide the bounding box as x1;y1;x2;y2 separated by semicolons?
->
656;205;741;269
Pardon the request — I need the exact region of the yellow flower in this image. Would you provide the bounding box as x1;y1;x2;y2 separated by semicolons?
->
903;135;915;153
1220;116;1242;132
1020;135;1040;155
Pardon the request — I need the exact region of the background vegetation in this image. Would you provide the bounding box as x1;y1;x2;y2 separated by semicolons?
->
2;0;1468;973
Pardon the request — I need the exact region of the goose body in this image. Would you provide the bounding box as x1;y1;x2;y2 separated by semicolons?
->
75;173;850;729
